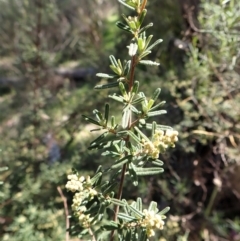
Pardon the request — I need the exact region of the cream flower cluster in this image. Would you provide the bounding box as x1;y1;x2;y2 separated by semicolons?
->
65;174;85;192
66;174;98;228
141;130;178;159
139;209;165;237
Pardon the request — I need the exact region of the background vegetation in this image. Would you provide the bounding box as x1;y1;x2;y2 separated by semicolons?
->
0;0;239;240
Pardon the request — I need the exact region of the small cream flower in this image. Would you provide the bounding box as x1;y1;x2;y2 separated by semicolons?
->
146;228;155;237
140;129;178;159
66;173;99;228
66;174;85;192
72;192;84;209
139;209;165;237
89;188;98;197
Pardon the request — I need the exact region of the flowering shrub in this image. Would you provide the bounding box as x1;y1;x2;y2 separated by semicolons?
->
66;0;178;240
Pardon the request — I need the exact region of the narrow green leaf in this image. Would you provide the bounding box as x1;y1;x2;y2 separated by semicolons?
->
112;143;120;154
136;197;142;212
123;60;131;76
139;229;148;241
129;104;139;114
119;82;127;97
118;59;123;71
117;77;126;82
94;82;120;89
97;211;104;221
93;109;103;121
139;60;160;66
129;163;138;186
139;31;146;40
100;181;109;191
101;150;120;157
110;65;121;75
119;139;125;152
116;129;129;137
109;55;118;67
110;198;127;207
130;200;137;208
146;39;163;52
132;81;139;95
104;103;109;124
139;118;146;125
152;159;164;166
147;99;154;110
88;142;105;150
95;168;103;186
139;23;153;34
134;167;164;176
116;21;132;32
147;110;167;117
111;116;115;128
138;50;151;59
148;201;158;212
118;213;136;222
121;13;129;23
109;169;122;181
96;73;115;78
122;107;131;128
95;165;102;174
138;9;147;26
158;206;170;215
82;115;101;126
128;205;144;218
117;0;135;10
127;131;141;144
125;229;132;241
123;202;130;216
128;20;137;31
134;126;149;142
138;91;146;98
131;96;146;105
85;202;100;215
138;37;145;52
102;181;118;195
102;221;119;230
152;88;161;102
91;172;102;185
123;146;131;154
89;132;108;146
127;142;134;154
145;35;153;49
151;121;157;138
146;123;172;130
109;94;124;103
111;155;132;169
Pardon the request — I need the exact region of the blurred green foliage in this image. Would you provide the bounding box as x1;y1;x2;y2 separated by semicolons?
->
0;0;239;240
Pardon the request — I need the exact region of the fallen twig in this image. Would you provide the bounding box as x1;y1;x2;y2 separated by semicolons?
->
57;186;70;241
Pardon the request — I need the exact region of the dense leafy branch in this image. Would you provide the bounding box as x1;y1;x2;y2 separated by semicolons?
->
66;1;179;240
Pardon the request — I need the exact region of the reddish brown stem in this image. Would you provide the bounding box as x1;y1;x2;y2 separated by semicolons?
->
139;0;148;14
115;163;127;217
110;163;127;240
110;51;137;240
128;55;137;91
